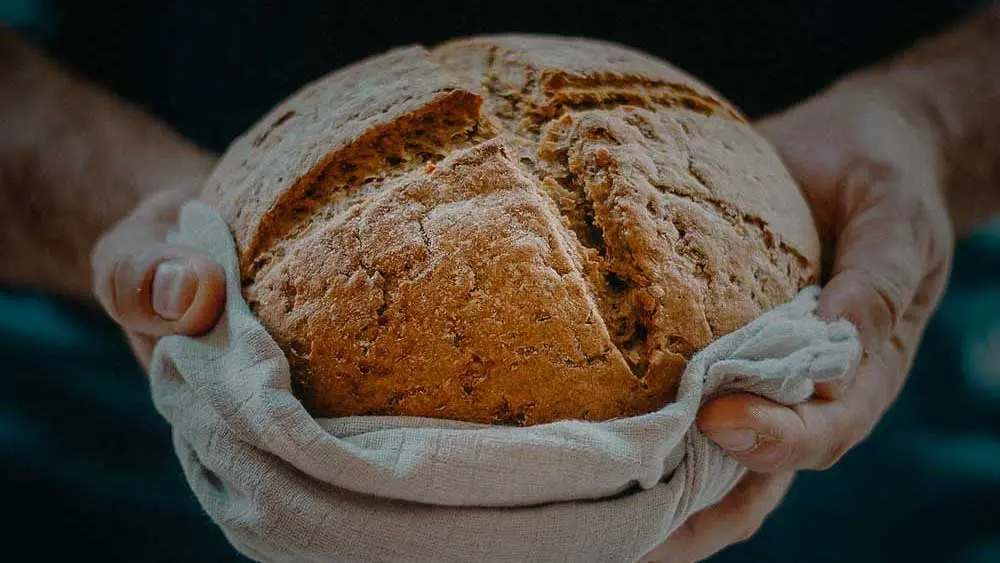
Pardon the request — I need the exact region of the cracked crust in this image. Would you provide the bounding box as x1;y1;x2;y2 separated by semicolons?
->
201;36;821;425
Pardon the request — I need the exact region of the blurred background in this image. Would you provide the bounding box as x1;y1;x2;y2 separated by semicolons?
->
2;0;998;561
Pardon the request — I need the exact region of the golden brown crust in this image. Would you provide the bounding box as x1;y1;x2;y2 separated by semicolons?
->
200;46;486;274
203;36;821;425
429;34;748;142
249;140;647;424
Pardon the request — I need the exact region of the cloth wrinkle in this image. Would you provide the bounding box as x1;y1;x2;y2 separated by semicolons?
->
150;202;862;563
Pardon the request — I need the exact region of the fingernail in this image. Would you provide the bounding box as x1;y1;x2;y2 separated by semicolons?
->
814;380;845;401
152;259;198;320
710;429;758;453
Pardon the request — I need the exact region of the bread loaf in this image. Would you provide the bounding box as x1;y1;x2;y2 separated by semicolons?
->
201;35;821;426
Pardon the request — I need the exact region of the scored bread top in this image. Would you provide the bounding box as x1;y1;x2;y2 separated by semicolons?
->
201;35;821;425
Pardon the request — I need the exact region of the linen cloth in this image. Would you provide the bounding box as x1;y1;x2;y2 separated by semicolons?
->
149;202;861;563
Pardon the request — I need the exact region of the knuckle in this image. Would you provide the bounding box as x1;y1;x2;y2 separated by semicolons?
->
909;195;932;225
813;436;855;470
851;407;880;445
790;402;857;471
91;224;140;301
869;282;901;329
836;269;908;343
812;450;839;471
910;196;953;264
876;180;910;211
104;255;135;324
838;268;903;323
679;512;708;541
761;435;799;472
104;247;164;329
90;234;119;289
737;521;763;543
758;410;808;471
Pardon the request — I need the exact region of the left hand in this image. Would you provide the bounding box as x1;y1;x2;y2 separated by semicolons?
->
642;70;954;562
92;187;227;370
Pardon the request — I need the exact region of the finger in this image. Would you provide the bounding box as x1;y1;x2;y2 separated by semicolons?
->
641;472;795;563
813;380;845;401
698;392;850;472
818;167;930;350
756;110;844;204
93;239;226;337
698;333;909;472
126;332;155;371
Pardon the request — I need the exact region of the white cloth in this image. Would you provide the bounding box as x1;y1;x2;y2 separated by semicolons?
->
150;202;861;563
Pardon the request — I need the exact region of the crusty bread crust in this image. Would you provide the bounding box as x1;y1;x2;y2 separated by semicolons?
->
201;35;821;425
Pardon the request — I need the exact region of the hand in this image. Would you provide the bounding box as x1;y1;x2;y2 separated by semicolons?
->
640;472;794;563
702;74;953;470
0;28;226;300
645;74;955;562
92;188;227;370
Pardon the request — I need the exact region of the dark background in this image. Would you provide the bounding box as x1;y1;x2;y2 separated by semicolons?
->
3;0;999;561
30;0;978;148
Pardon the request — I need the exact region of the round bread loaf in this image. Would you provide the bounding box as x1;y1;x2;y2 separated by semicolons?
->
201;35;821;426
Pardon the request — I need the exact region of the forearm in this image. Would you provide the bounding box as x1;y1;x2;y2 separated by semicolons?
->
0;28;216;298
882;3;1000;236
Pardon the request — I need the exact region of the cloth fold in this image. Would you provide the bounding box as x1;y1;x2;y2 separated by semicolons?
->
150;201;861;563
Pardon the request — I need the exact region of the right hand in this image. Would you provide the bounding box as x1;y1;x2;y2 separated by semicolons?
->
697;73;954;474
649;73;955;563
92;188;227;370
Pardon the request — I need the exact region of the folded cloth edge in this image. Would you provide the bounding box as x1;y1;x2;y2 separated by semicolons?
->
149;201;862;563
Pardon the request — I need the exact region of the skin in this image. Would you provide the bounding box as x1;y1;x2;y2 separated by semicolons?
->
646;4;1000;561
91;187;226;368
644;77;953;563
0;27;225;367
1;5;997;561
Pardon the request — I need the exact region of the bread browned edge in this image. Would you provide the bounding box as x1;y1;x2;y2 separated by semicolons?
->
201;36;821;425
201;46;490;276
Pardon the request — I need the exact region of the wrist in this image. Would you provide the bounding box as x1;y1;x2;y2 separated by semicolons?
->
880;5;1000;236
828;68;950;187
0;30;216;297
